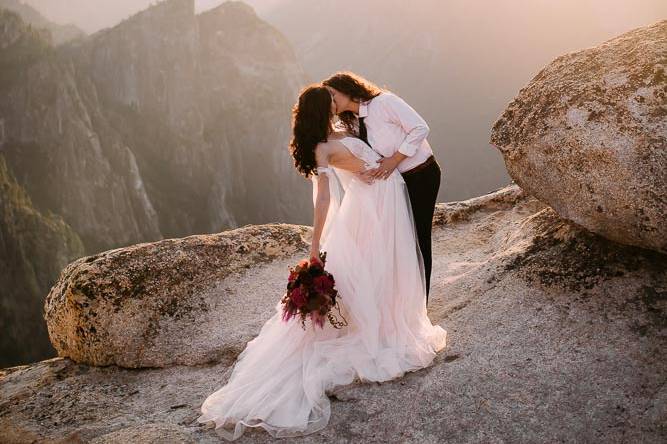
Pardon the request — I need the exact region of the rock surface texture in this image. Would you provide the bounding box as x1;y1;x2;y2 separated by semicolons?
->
491;20;667;253
1;185;665;443
44;224;310;368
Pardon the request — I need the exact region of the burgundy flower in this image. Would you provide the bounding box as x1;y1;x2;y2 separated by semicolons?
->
290;286;307;308
313;275;334;294
281;254;346;330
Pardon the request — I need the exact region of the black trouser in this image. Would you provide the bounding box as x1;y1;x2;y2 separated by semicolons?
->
401;158;441;306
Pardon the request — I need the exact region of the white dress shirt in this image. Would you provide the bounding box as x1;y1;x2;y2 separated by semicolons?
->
358;91;433;173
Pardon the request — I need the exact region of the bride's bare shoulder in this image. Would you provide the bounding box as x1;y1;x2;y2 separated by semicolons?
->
315;140;332;153
314;141;332;167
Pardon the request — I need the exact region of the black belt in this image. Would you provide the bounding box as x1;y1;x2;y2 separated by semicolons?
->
401;155;436;176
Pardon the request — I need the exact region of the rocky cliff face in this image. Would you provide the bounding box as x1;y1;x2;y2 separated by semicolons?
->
0;0;310;366
0;155;84;368
196;2;308;227
1;10;164;254
2;0;309;253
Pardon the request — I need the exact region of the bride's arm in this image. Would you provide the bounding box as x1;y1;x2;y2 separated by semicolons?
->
310;172;330;259
310;147;332;260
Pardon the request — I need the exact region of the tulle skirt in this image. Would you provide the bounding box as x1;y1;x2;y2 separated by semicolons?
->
197;169;447;440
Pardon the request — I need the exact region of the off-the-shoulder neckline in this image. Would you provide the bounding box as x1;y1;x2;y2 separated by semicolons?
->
332;135;364;146
330;135;356;142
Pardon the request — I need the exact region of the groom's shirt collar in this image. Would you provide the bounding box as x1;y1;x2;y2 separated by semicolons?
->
358;100;370;118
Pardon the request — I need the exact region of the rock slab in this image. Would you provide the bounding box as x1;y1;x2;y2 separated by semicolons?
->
2;185;665;443
44;224;310;368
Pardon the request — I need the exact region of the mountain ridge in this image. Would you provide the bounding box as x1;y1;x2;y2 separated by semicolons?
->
0;0;84;45
0;0;310;367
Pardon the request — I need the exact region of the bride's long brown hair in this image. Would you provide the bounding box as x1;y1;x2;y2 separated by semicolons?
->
323;71;383;133
289;85;334;178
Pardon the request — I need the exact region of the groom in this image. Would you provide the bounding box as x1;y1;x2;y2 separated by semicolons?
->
323;72;441;305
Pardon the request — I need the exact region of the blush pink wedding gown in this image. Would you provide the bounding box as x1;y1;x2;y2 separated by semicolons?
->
197;136;447;440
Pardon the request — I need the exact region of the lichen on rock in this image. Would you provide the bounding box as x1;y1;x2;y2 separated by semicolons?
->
44;223;310;368
491;20;667;253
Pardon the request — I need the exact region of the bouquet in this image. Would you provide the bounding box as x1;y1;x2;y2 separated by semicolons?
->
281;251;348;330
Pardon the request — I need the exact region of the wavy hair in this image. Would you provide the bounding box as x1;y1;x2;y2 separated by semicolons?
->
289;84;334;178
322;71;383;133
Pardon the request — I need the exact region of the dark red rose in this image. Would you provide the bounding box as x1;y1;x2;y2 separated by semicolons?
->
290;286;307;308
281;252;345;330
313;275;334;294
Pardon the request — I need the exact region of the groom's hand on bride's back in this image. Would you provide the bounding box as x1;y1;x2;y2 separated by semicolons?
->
362;165;392;182
370;155;403;180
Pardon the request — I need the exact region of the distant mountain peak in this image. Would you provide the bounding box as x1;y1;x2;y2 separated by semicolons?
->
199;0;259;24
121;0;195;24
0;0;84;45
212;1;257;14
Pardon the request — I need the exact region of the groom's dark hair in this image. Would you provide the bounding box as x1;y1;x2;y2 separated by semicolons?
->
323;72;383;134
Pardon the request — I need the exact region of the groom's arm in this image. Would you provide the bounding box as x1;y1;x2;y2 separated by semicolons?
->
366;93;429;180
383;93;430;157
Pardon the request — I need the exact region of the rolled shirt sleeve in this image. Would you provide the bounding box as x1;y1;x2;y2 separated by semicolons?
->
381;93;430;157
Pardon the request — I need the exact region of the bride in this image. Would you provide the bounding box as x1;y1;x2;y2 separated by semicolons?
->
197;85;447;440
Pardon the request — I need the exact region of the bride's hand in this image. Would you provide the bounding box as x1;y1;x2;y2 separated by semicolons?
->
309;244;321;262
355;170;375;185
